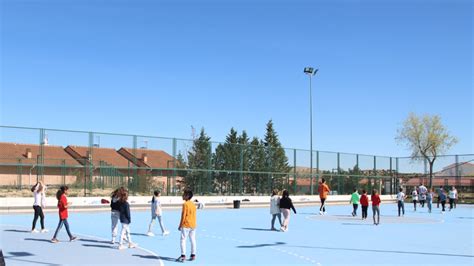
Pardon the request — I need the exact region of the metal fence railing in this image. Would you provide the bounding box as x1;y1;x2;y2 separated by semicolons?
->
1;125;472;197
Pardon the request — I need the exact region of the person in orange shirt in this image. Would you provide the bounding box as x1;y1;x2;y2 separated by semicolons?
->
318;178;330;215
177;189;197;262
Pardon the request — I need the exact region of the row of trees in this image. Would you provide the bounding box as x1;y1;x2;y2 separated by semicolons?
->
181;120;290;194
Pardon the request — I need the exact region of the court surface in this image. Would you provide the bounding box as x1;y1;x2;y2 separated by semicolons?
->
1;203;473;265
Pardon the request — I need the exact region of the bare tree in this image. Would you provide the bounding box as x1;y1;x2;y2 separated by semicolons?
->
396;113;458;188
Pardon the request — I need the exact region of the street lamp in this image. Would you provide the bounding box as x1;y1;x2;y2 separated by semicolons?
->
304;67;318;195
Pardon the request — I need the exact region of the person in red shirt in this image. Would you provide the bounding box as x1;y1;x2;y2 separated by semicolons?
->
51;186;77;243
317;178;331;215
360;189;369;220
371;189;381;225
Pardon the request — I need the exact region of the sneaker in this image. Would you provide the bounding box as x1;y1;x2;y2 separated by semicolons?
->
163;231;170;236
110;240;115;244
40;229;49;233
51;238;59;243
176;255;186;262
70;236;77;242
118;245;127;250
146;231;155;237
31;229;39;233
129;242;137;248
190;254;196;261
319;211;323;215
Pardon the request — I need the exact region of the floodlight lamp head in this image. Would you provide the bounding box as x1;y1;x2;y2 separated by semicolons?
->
304;67;314;75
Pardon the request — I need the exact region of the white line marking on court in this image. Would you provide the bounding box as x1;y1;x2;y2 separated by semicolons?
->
1;224;164;266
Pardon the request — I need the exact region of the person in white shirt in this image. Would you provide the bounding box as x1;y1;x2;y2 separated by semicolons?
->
396;188;407;217
31;181;47;233
147;190;170;236
448;186;458;211
411;188;418;211
418;184;427;207
270;189;281;231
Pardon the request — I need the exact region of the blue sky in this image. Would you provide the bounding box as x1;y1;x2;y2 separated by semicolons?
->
0;0;472;157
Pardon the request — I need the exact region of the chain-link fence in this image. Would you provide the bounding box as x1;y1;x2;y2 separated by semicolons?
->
1;126;472;197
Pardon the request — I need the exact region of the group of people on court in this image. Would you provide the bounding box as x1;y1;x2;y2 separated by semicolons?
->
407;184;458;214
30;181;198;262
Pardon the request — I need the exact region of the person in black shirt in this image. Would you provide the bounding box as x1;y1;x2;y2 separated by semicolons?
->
279;190;296;232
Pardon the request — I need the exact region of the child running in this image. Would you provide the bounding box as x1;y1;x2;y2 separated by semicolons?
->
51;186;77;243
318;178;330;215
349;189;360;217
360;189;369;220
279;189;296;232
396;187;406;217
177;189;197;262
31;181;47;233
371;189;381;225
117;188;137;250
110;187;122;244
147;190;170;236
270;189;282;231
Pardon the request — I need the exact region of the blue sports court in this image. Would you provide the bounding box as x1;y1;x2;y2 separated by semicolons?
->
1;204;473;265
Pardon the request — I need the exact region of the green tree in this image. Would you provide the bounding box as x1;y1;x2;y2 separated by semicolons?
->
264;120;290;192
187;128;212;194
396;113;458;188
248;137;266;194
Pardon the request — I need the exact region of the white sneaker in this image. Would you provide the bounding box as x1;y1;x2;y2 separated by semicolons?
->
110;239;115;244
31;229;39;233
146;231;155;237
118;245;127;250
319;211;323;215
162;231;170;236
129;243;137;248
40;229;49;233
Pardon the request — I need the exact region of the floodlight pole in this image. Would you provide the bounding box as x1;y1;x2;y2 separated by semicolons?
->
304;67;318;195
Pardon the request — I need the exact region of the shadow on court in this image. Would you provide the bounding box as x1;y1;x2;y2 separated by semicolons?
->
3;229;30;233
241;227;274;232
131;233;149;236
79;238;111;244
237;242;286;248
288;245;474;258
133;254;178;262
23;238;52;243
82;244;115;249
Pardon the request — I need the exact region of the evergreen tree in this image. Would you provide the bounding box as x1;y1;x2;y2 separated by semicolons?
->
238;131;250;193
248;137;265;194
263;120;290;193
187;128;212;194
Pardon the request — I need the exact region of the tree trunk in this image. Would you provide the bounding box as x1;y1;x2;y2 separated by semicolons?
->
429;160;434;188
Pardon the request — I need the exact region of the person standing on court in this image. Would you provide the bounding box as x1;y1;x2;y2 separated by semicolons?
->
448;186;457;211
436;186;443;208
439;189;447;213
269;189;282;231
31;181;48;233
427;187;434;213
318;178;330;215
279;189;296;232
360;189;369;220
411;187;418;211
51;186;77;243
177;189;197;262
371;189;381;225
110;187;122;244
349;189;360;217
419;183;427;208
117;188;137;250
396;187;406;217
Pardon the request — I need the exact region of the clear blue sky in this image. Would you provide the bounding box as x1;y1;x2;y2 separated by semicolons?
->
0;0;472;157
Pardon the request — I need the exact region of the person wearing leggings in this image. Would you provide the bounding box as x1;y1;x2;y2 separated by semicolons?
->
318;178;330;215
31;181;47;233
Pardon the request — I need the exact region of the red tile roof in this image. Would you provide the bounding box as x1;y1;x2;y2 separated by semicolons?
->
0;142;78;166
65;145;130;168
